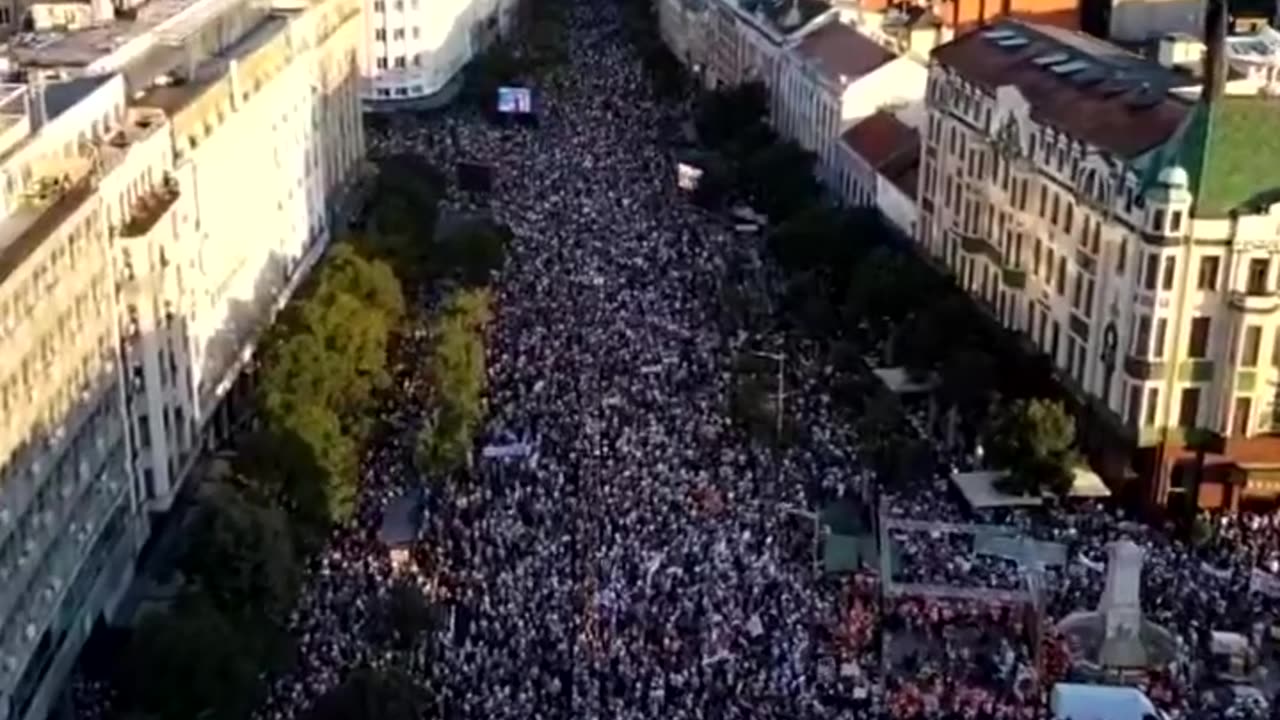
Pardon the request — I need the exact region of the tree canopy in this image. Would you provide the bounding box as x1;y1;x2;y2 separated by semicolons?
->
117;594;264;720
986;398;1079;496
304;668;431;720
417;288;493;478
433;217;512;286
252;240;404;527
181;480;300;623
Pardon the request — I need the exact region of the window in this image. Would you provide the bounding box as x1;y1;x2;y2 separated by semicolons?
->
1126;384;1142;426
1242;325;1262;367
393;28;404;39
374;28;385;40
1152;318;1167;359
1197;255;1220;291
1134;315;1151;356
1273;331;1280;367
1143;253;1159;291
1055;256;1066;295
394;55;406;67
1152;208;1165;233
375;57;387;69
1178;387;1201;428
1161;257;1176;291
1144;387;1159;426
1247;257;1271;294
1170;210;1183;233
1232;396;1253;437
1116;236;1128;275
1187;316;1211;359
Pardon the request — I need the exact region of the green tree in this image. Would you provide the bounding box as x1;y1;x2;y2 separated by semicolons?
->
117;595;262;720
738;140;819;223
366;155;444;260
694;81;769;146
281;403;360;523
986;398;1079;496
417;289;493;478
843;247;915;333
938;348;997;420
433;217;511;286
768;205;852;273
304;668;430;720
181;480;300;623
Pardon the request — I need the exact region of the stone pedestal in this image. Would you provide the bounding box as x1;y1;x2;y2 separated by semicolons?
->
1098;540;1148;668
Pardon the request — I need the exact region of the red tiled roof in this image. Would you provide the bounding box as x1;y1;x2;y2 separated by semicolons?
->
840;110;920;170
930;21;1192;158
796;22;896;85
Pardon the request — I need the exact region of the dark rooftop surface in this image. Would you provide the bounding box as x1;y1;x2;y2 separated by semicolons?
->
42;76;112;122
796;20;895;83
932;20;1193;158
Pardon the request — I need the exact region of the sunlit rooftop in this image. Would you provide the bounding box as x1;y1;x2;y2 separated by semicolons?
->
6;0;207;70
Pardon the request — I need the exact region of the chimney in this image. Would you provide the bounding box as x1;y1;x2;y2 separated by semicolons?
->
1202;0;1228;100
27;77;47;130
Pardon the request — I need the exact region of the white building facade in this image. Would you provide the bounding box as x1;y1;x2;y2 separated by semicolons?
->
918;17;1280;508
0;0;366;714
361;0;518;107
775;20;926;190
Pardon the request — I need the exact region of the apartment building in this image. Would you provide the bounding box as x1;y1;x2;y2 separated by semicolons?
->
361;0;516;107
775;20;926;189
836;109;921;235
699;0;835;89
657;0;709;70
0;77;143;720
917;10;1280;510
837;3;953;60
0;0;365;714
849;0;1079;35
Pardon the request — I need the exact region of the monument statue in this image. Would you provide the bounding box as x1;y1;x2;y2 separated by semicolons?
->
1098;539;1148;668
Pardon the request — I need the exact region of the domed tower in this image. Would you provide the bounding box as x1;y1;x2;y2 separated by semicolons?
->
1143;164;1193;238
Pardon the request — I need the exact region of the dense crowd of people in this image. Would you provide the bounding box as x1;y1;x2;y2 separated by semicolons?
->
77;0;1280;718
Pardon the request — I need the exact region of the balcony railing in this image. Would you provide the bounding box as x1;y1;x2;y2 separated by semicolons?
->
1228;290;1280;313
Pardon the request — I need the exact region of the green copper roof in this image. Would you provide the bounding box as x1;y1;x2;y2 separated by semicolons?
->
1157;96;1280;218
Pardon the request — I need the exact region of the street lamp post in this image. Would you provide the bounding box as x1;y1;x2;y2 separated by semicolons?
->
750;350;785;442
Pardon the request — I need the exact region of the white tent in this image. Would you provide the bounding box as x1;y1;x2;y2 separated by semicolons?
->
952;467;1112;509
872;367;939;395
1051;683;1162;720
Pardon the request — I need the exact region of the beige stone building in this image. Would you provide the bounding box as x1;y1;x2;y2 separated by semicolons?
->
918;11;1280;511
0;0;365;714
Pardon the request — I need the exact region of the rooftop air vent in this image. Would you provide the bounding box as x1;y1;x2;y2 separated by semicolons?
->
983;28;1014;39
1032;51;1070;65
996;35;1029;50
1050;59;1090;75
1071;66;1107;86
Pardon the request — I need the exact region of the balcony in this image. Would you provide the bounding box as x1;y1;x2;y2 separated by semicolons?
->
956;230;1002;264
1177;359;1216;383
0;160;96;285
1001;267;1026;289
1123;355;1167;380
1227;290;1280;314
120;179;180;239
